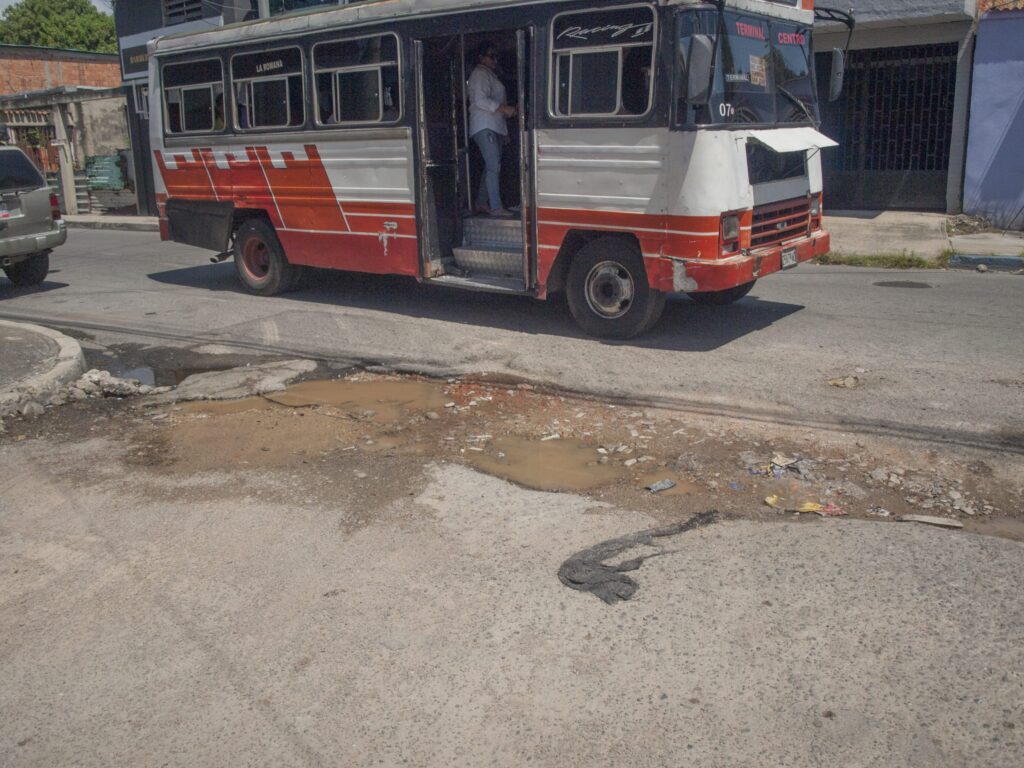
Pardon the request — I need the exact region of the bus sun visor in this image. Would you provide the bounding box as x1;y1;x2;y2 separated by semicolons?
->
745;128;838;154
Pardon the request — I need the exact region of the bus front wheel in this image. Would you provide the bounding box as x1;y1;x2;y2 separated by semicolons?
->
566;238;665;339
233;219;298;296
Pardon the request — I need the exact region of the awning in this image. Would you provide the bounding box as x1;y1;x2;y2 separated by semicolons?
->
745;128;838;153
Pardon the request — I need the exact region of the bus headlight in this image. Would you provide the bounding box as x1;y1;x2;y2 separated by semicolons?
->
722;214;740;242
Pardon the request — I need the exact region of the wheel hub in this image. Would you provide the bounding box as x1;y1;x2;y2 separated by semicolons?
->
242;238;270;279
584;261;634;319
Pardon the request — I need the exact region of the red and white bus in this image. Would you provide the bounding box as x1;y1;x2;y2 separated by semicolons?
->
150;0;850;338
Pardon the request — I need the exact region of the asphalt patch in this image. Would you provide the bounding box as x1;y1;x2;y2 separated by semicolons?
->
558;511;718;604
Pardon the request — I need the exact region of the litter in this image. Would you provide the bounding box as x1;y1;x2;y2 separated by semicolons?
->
771;454;798;468
818;502;846;517
896;515;964;529
869;506;892;518
828;375;861;389
540;434;561;442
558;512;718;604
765;497;847;517
646;479;677;494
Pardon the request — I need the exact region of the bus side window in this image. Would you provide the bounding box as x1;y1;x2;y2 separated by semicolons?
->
162;58;224;135
313;33;401;126
550;6;656;119
231;47;305;131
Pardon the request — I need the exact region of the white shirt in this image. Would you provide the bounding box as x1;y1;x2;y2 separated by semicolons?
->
468;64;509;138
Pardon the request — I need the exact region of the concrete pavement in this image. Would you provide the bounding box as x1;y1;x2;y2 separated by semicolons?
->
1;442;1021;767
825;210;1024;261
0;320;85;418
63;214;159;232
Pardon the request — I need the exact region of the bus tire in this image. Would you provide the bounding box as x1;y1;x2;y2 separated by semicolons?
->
234;219;296;296
566;238;664;339
687;280;756;306
3;252;49;287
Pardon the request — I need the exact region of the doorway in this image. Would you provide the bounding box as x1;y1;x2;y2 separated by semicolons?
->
414;28;534;290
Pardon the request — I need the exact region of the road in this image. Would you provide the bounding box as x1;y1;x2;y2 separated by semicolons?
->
1;228;1022;453
2;230;1023;766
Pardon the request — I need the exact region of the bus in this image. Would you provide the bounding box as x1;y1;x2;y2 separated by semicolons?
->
149;0;851;339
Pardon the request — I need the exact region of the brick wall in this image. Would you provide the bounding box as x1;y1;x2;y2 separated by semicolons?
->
0;49;121;96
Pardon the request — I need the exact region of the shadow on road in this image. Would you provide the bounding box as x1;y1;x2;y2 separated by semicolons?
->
0;280;70;297
147;264;805;353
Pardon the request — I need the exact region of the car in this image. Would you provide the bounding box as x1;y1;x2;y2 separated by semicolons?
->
0;145;66;287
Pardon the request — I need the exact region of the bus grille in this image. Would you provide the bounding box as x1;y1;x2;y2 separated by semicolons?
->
751;198;810;249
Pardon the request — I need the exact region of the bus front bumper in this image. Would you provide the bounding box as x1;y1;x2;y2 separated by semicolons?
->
649;230;830;295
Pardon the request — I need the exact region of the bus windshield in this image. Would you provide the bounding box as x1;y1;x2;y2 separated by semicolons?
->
679;8;818;126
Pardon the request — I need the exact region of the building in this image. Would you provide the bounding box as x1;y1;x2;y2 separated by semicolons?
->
814;1;977;213
0;46;127;215
963;1;1024;229
0;45;121;96
0;86;130;214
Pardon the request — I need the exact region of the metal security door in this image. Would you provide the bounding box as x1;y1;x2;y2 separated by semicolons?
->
816;43;959;210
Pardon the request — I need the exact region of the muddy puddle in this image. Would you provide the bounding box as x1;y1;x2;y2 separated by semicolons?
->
263;379;446;421
464;436;626;492
115;371;1023;538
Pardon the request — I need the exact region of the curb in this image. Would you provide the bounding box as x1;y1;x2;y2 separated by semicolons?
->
64;217;159;233
0;320;87;417
948;254;1024;272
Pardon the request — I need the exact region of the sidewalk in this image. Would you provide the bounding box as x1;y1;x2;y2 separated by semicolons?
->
0;320;86;418
64;214;159;232
826;210;1024;263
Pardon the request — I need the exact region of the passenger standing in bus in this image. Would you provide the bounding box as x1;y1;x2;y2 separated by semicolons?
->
468;42;516;217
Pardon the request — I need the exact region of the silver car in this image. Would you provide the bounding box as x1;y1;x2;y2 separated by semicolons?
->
0;146;67;287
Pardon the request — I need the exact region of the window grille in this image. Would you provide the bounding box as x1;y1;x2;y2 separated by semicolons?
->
163;0;204;26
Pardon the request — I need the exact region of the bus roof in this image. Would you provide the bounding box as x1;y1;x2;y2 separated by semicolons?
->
150;0;811;56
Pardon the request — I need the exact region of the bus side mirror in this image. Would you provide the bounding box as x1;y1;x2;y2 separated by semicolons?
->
829;48;846;102
687;35;714;106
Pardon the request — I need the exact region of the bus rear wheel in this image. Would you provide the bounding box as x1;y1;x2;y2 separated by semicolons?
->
234;218;297;296
687;280;756;306
566;238;665;339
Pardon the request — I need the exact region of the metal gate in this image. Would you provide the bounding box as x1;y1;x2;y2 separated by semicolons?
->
816;43;959;211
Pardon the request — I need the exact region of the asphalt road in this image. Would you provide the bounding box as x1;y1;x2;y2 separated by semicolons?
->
1;229;1021;450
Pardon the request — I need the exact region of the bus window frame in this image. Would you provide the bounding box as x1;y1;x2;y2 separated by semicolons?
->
229;45;307;133
311;31;403;129
161;57;225;137
547;2;658;122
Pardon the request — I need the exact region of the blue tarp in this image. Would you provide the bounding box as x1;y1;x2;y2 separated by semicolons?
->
964;11;1024;230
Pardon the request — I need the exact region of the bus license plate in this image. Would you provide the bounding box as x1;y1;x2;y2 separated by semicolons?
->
782;247;798;269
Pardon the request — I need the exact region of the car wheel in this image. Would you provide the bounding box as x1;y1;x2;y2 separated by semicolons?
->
687;280;756;306
566;238;665;339
233;218;296;296
3;252;49;287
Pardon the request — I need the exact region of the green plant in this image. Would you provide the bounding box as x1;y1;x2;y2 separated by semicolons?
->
814;250;946;269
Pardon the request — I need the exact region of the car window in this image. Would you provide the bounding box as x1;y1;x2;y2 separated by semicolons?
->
0;149;46;191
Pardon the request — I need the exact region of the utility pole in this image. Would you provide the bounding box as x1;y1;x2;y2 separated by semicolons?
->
258;0;271;18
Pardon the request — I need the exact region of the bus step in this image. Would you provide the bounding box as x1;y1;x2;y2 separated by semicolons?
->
452;245;522;278
462;217;523;250
430;274;529;295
